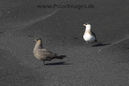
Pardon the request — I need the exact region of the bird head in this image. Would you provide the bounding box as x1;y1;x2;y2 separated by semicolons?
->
34;38;42;42
83;23;91;30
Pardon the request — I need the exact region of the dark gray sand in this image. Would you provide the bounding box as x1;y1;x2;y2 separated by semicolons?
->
0;0;129;86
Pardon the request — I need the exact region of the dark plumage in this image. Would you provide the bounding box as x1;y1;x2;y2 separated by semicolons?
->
33;38;66;64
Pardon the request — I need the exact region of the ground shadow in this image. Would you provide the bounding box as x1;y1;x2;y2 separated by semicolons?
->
44;61;71;66
92;43;110;47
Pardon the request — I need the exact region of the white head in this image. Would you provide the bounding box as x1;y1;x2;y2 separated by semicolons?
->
83;23;91;31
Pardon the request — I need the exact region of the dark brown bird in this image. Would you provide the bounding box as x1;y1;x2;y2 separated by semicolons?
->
33;38;66;64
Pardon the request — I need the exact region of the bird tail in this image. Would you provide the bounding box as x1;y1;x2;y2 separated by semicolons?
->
94;39;97;42
55;55;66;59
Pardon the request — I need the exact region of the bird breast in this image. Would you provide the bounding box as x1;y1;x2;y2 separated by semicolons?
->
33;50;45;60
83;33;95;42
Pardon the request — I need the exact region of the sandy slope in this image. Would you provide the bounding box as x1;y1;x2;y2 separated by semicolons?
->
0;0;129;86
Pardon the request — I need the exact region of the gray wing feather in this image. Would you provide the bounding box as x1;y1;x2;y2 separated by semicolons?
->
91;30;97;42
37;49;56;57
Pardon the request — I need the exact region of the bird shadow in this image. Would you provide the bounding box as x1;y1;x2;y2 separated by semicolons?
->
44;61;71;66
92;43;110;47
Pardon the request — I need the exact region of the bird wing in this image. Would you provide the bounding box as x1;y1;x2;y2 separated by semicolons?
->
36;48;56;58
91;30;97;42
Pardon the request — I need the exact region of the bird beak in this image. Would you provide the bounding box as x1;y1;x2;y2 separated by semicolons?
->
83;24;86;26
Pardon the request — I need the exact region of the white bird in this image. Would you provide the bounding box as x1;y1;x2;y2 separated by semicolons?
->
83;23;97;43
33;38;66;64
